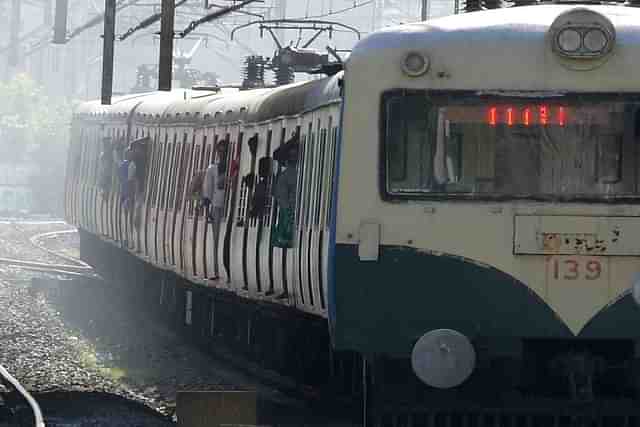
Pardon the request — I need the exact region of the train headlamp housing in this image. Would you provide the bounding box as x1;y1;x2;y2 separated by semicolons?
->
549;8;615;69
401;52;430;77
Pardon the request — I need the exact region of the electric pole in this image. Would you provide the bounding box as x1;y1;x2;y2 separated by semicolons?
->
101;0;116;105
421;0;429;20
158;0;175;91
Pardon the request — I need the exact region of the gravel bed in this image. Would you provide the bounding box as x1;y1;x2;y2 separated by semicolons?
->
0;220;356;426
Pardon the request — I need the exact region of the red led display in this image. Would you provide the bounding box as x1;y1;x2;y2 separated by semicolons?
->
487;105;567;127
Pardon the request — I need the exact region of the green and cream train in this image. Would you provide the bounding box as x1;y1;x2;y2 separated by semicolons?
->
67;2;640;421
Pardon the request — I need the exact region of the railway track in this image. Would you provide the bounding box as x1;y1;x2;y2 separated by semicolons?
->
0;227;96;279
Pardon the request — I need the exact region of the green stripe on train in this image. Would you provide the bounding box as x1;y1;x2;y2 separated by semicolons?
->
333;244;574;356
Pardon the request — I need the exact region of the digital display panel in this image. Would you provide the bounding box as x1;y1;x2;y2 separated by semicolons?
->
487;105;566;127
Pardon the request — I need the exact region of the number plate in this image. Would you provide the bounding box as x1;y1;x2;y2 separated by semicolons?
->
547;256;605;281
545;255;610;335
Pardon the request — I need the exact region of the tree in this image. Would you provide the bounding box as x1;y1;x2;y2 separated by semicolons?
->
0;73;72;215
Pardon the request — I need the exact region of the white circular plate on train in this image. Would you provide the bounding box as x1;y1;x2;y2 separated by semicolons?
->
411;329;476;389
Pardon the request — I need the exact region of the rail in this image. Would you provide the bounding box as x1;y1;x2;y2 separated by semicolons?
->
0;228;96;279
0;364;45;427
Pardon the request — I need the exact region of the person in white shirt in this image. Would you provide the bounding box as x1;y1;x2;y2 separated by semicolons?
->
201;155;226;279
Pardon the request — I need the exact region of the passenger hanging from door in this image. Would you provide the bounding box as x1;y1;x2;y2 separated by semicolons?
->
271;132;300;249
130;137;149;229
249;157;272;220
202;140;228;280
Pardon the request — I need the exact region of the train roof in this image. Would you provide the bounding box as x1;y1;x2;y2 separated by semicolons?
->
73;73;342;127
346;4;640;92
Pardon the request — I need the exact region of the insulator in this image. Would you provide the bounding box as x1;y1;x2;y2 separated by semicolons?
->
483;0;501;8
241;55;266;90
273;64;294;86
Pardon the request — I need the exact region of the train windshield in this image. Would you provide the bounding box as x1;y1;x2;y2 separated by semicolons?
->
384;93;640;199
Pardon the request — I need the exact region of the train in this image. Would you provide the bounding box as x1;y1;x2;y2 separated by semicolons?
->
66;2;640;425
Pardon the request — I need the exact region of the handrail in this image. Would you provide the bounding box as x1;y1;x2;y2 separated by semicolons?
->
0;364;45;427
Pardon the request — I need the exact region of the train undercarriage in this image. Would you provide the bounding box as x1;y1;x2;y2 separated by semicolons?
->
79;229;640;427
367;338;640;427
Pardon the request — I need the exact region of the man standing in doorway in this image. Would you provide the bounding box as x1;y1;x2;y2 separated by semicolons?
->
202;141;227;280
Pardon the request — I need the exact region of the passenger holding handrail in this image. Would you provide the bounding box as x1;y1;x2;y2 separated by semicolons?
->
202;140;228;280
272;133;299;249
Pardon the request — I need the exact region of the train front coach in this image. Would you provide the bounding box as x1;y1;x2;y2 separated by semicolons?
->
331;3;640;418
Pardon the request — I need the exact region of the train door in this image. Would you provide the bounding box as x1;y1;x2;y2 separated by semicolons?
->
85;126;100;233
185;128;207;278
229;126;252;290
151;128;169;264
116;126;129;247
268;119;293;297
309;112;329;314
245;124;270;295
256;124;277;296
160;129;178;265
321;112;339;309
96;126;107;238
88;125;101;234
294;114;316;311
142;127;159;258
97;127;112;239
176;129;196;275
216;128;238;284
285;120;302;305
132;126;146;253
108;127;120;242
195;129;214;279
165;129;185;267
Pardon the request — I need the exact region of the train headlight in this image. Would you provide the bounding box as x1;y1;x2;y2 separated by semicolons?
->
402;52;430;77
411;329;475;389
549;8;615;65
583;29;608;53
557;29;581;53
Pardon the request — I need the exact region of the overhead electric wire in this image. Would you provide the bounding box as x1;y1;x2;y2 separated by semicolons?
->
118;0;188;40
292;0;374;20
178;0;262;38
68;0;141;40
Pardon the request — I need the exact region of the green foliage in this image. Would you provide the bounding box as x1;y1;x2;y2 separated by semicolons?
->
0;73;73;215
0;73;72;159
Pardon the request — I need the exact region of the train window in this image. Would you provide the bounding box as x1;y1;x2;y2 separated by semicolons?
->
214;134;221;162
152;132;168;208
176;133;194;210
315;128;327;227
172;133;188;209
259;130;274;225
383;92;640;199
301;123;314;229
161;134;177;209
226;133;241;219
385;95;432;191
326;126;338;225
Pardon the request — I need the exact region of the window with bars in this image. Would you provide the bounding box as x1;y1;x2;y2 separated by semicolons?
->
314;128;327;228
225;133;239;219
160;134;177;210
237;133;257;227
175;133;192;210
